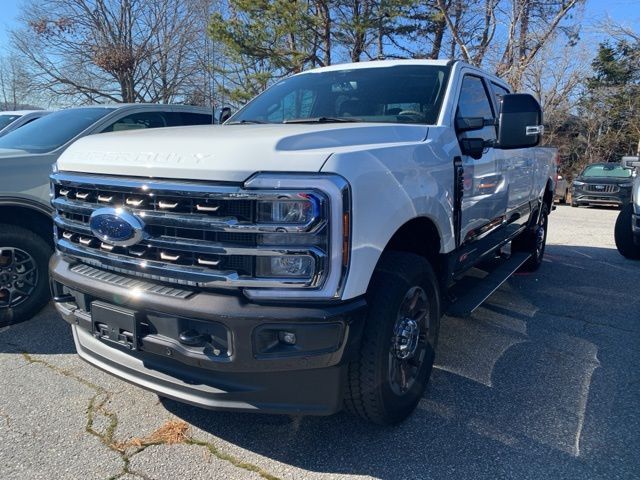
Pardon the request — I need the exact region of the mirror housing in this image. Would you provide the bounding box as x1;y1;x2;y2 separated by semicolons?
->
219;107;232;124
460;138;486;160
455;117;495;132
495;94;543;149
456;117;484;132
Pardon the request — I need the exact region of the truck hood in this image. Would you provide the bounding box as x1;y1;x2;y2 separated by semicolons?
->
57;123;428;182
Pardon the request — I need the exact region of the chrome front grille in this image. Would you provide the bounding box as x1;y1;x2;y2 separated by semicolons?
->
585;184;619;193
51;172;329;289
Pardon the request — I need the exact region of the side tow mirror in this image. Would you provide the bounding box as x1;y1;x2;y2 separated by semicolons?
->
496;94;543;149
219;107;232;124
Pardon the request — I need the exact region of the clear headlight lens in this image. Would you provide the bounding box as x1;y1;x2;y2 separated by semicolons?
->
619;183;633;187
573;181;585;186
256;195;319;224
256;255;315;278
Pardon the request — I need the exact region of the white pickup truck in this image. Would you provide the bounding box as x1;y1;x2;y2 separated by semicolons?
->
50;60;556;424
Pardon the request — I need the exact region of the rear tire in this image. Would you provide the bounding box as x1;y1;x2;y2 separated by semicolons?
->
571;198;579;207
615;203;640;260
513;203;549;272
345;252;441;425
0;224;52;327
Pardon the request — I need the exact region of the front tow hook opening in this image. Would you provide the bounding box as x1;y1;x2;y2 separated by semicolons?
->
53;294;76;303
178;329;212;347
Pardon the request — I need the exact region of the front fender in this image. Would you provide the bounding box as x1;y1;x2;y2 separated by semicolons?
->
321;134;455;300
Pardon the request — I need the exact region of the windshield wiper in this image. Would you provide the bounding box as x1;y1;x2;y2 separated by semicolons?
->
226;119;266;125
283;116;360;124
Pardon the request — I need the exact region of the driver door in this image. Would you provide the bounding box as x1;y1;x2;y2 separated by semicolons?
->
456;74;508;248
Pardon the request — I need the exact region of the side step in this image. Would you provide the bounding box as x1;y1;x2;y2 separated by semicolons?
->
445;252;531;318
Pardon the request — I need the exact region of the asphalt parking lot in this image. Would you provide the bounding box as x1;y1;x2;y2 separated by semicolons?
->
1;204;639;480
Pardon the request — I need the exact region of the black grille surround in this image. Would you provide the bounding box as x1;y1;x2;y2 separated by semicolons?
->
585;184;619;193
51;172;331;290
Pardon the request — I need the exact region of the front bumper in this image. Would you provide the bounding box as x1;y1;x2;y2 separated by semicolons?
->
572;187;632;205
50;254;366;415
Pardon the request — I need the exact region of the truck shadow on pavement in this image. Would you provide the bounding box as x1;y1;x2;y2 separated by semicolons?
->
1;244;638;479
0;304;76;355
162;244;640;479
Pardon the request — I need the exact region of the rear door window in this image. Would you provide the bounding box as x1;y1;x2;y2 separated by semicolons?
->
103;112;169;132
457;75;495;119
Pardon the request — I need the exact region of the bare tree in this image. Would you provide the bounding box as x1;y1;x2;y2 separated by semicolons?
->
0;55;34;110
12;0;212;104
436;0;583;89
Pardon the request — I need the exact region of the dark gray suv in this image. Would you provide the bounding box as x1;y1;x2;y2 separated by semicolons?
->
571;163;634;208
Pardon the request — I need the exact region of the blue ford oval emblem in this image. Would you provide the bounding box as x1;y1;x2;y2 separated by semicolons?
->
89;208;145;247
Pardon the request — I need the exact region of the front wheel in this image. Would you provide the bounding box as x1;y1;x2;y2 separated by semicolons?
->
345;252;441;425
0;224;53;327
615;203;640;260
513;203;549;272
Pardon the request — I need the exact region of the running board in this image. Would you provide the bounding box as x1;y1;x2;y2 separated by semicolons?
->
445;252;531;318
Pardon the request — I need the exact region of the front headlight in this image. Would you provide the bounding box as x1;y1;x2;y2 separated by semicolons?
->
618;183;633;188
243;173;351;300
256;195;320;224
573;181;585;187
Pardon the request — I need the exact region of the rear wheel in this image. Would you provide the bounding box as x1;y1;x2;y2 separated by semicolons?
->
345;252;441;425
0;225;52;327
615;203;640;260
514;203;549;272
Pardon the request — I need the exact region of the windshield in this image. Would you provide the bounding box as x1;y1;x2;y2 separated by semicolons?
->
582;164;632;178
0;114;21;130
0;108;113;153
230;65;451;125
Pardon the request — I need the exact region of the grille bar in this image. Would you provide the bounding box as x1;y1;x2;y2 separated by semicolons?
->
54;214;322;258
58;239;314;288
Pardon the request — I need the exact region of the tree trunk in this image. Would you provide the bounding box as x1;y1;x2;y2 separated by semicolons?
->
429;12;446;59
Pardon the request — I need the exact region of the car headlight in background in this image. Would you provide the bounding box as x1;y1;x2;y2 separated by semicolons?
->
618;183;633;188
572;181;585;187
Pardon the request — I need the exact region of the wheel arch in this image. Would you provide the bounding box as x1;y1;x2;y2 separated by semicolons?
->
374;216;445;285
0;201;54;248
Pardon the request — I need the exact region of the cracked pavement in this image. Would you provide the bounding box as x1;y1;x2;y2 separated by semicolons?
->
1;204;639;480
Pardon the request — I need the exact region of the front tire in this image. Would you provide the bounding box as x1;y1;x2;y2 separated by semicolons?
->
514;203;549;272
345;252;441;425
615;203;640;260
0;224;53;327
